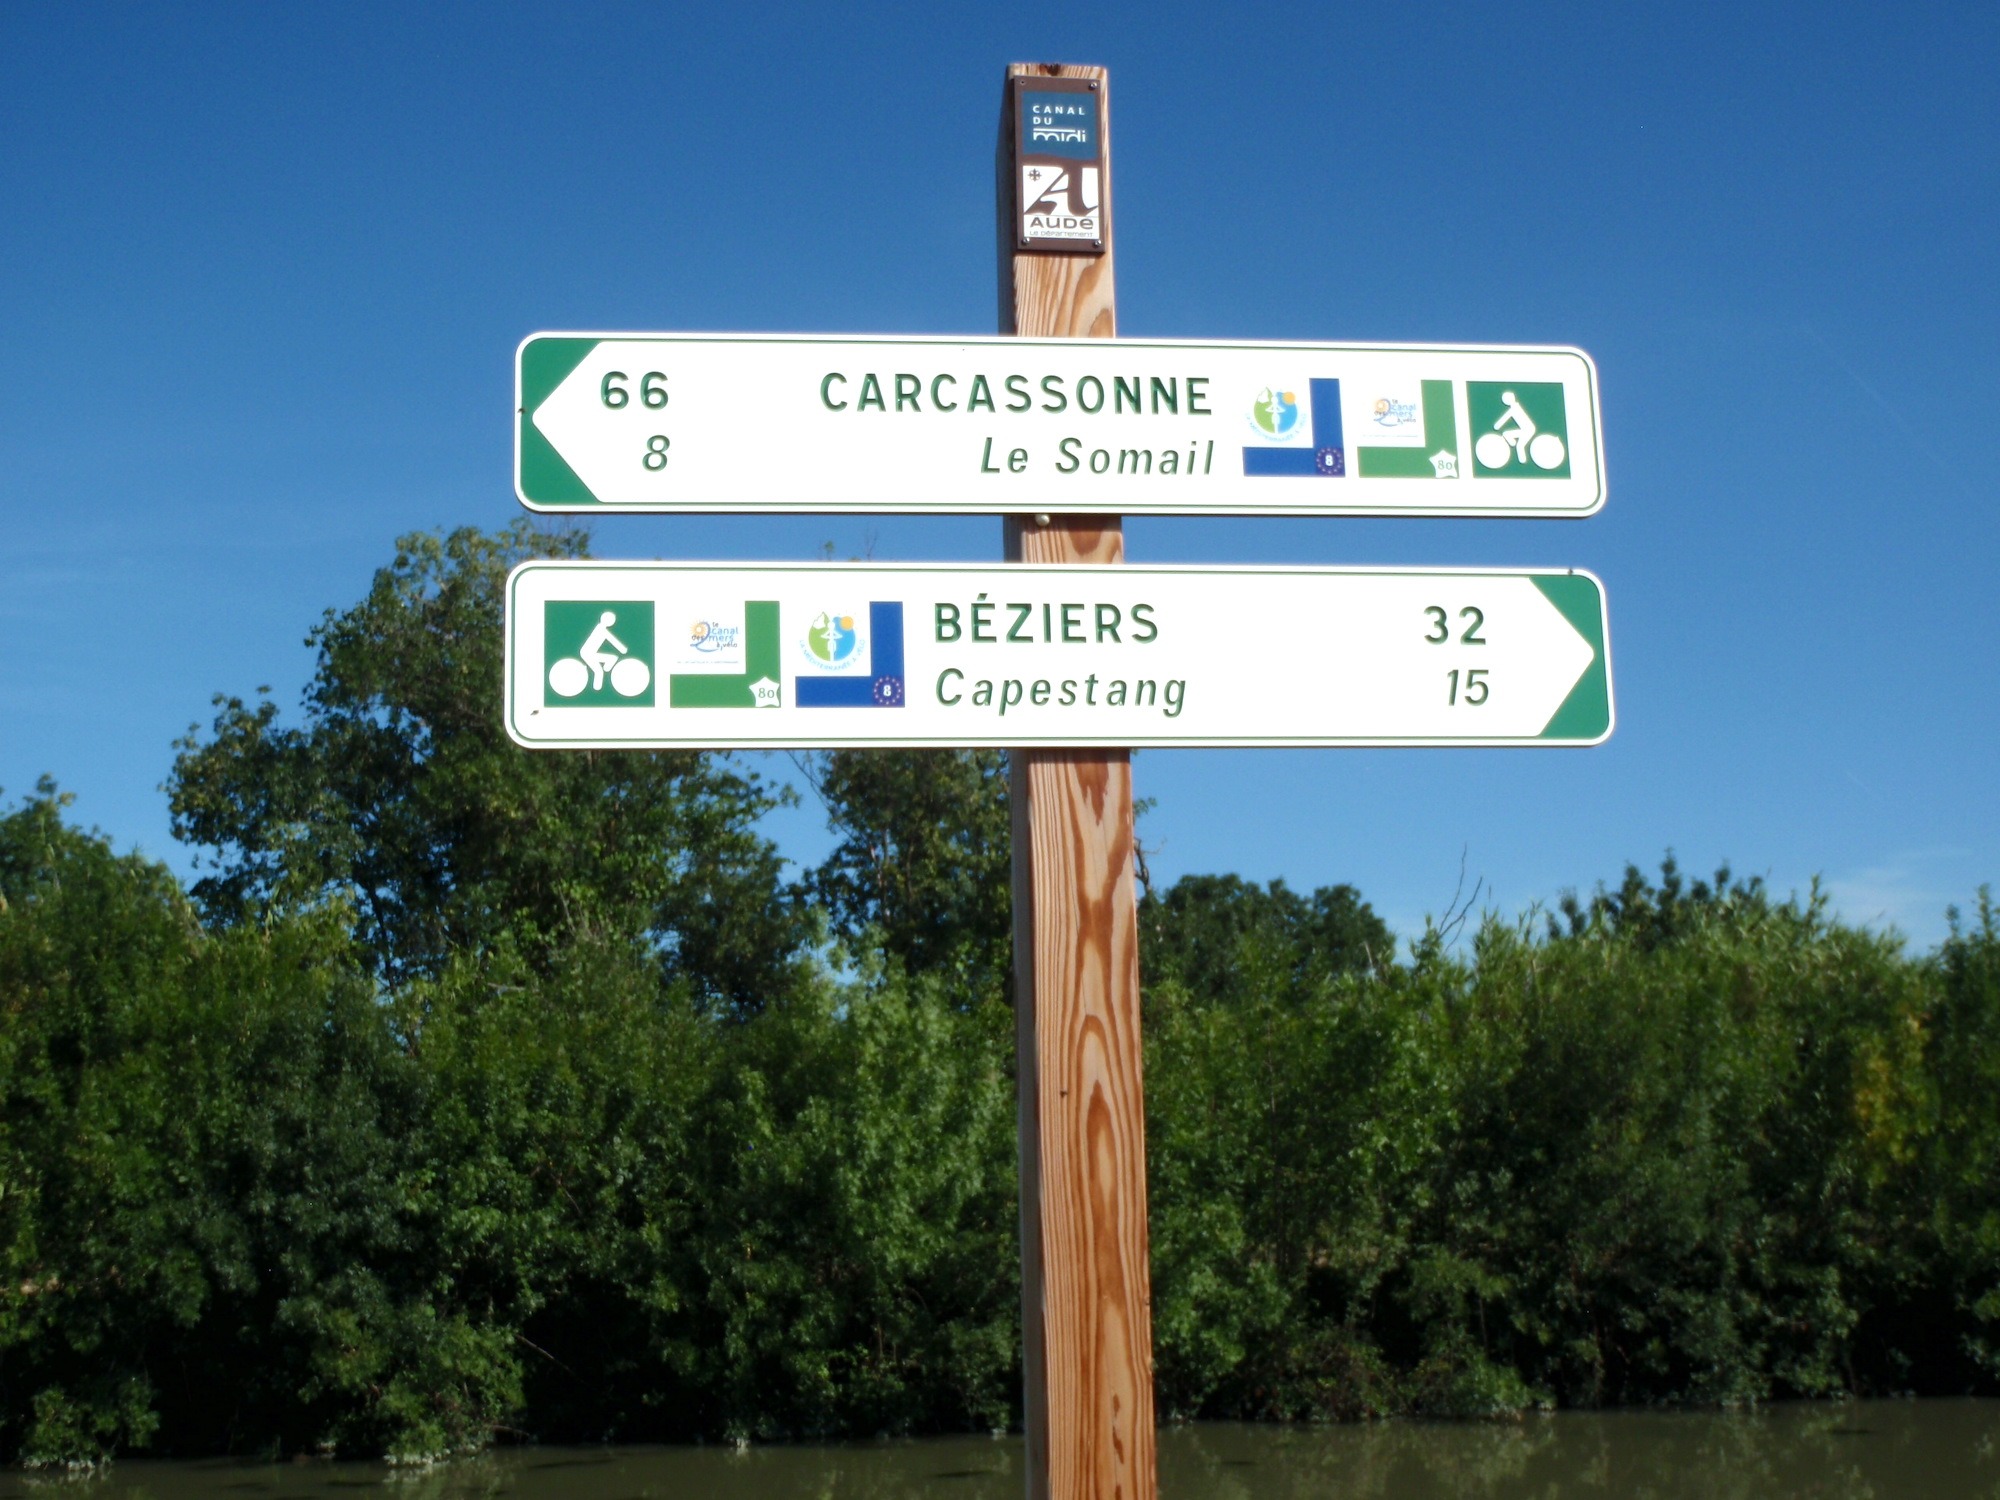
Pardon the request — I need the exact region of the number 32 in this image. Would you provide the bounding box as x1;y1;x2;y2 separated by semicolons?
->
1424;606;1486;644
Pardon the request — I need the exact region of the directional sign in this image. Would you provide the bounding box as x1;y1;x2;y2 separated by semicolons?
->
516;335;1606;518
505;562;1613;749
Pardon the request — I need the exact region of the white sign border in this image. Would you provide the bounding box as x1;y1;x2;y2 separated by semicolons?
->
513;333;1607;520
504;560;1614;751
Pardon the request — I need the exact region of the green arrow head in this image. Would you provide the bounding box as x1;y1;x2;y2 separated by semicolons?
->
1532;572;1613;743
517;336;601;508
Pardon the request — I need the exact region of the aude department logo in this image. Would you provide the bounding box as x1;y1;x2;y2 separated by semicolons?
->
1020;162;1101;242
545;601;654;706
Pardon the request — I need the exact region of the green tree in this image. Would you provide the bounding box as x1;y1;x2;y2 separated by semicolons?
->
1145;957;1425;1421
383;933;717;1447
0;783;517;1466
1140;873;1393;1007
167;524;801;1011
1909;889;2000;1381
15;755;1999;1461
800;749;1012;998
667;960;1020;1440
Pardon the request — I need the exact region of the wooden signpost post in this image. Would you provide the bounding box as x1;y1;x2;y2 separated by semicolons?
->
999;61;1156;1500
507;57;1615;1500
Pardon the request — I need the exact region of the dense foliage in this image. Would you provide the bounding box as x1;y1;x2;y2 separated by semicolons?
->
797;747;1013;996
4;527;1995;1466
167;525;799;1013
0;785;1015;1465
1145;866;2000;1421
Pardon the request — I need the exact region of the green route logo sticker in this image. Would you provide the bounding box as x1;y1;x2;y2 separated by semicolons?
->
545;600;655;706
668;600;782;709
1468;381;1570;478
1355;379;1460;480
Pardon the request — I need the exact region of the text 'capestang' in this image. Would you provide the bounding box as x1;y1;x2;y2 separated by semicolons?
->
505;562;1613;750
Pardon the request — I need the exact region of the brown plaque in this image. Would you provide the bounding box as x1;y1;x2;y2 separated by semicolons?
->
1010;75;1107;254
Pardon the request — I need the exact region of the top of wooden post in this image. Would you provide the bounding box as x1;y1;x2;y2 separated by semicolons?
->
997;63;1115;341
1001;62;1120;565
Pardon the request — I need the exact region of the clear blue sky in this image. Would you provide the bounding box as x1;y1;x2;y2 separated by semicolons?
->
4;2;1994;948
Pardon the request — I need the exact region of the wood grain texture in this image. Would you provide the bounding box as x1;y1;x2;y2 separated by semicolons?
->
1000;61;1157;1500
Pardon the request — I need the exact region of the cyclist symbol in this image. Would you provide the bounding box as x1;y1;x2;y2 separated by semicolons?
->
1474;389;1567;471
548;610;652;699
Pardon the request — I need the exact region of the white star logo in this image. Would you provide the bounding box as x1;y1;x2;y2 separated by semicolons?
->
1430;450;1459;479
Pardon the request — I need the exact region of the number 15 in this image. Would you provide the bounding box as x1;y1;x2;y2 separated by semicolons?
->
1447;668;1489;705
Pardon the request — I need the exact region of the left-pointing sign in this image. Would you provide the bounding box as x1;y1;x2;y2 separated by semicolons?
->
506;562;1614;749
516;333;1606;517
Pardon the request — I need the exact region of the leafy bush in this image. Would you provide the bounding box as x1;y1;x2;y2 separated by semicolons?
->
1143;865;2000;1420
0;786;1022;1461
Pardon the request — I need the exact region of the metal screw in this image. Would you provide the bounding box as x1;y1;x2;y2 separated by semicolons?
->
1089;80;1099;90
1035;514;1052;526
1094;239;1104;248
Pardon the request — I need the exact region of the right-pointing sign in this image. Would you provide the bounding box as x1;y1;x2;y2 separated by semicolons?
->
505;562;1613;749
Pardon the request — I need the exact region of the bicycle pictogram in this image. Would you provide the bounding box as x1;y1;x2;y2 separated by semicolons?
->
1474;388;1568;472
548;609;652;699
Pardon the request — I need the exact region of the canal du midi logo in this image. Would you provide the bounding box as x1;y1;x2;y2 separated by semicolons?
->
545;600;654;706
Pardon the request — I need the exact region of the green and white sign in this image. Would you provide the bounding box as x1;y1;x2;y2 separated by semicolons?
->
506;562;1613;749
516;334;1606;518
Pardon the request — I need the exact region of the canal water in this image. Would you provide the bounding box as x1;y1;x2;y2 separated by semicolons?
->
4;1400;1995;1498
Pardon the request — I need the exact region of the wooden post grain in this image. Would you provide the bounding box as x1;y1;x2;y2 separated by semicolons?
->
1000;62;1157;1500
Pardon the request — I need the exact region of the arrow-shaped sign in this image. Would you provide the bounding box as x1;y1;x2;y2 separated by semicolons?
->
505;563;1613;749
516;334;1606;518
